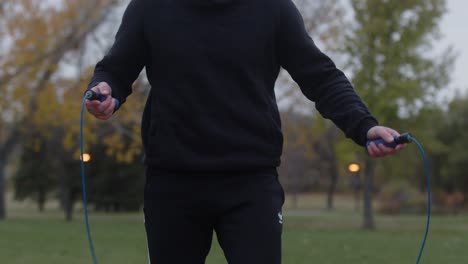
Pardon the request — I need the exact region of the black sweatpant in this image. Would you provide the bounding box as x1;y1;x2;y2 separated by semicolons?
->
143;167;285;264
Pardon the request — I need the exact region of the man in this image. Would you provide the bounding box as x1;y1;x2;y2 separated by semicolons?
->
85;0;404;263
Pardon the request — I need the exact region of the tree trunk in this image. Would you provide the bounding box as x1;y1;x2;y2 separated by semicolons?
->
38;190;46;213
463;188;468;208
62;179;74;221
363;159;375;230
291;171;300;209
65;193;74;222
56;159;74;221
325;126;339;211
327;166;338;211
0;128;20;220
354;189;361;212
0;159;6;220
291;191;299;209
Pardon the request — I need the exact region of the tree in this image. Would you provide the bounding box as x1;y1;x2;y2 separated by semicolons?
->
87;140;145;212
0;0;122;220
277;0;346;209
437;95;468;206
13;131;56;212
313;125;340;210
344;0;454;229
277;0;345;110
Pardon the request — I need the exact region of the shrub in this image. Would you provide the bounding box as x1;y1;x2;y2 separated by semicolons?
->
378;181;426;214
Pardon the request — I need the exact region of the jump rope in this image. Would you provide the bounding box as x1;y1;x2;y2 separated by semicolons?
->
80;90;431;264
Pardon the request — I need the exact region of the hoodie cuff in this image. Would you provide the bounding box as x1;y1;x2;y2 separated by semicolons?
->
356;117;379;146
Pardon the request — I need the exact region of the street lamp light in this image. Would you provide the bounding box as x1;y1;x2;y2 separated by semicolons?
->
80;153;91;163
348;163;361;212
348;163;360;173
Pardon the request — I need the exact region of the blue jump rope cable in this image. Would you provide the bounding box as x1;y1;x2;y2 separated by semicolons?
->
80;96;99;264
80;93;431;264
410;136;431;264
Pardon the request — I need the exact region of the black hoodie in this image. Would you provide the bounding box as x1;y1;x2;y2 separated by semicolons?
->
88;0;378;171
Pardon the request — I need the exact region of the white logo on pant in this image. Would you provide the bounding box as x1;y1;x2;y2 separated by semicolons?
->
278;212;283;224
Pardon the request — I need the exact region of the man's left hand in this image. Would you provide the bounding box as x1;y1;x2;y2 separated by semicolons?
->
366;126;406;158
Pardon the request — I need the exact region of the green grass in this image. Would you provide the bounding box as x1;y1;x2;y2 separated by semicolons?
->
1;210;468;263
1;193;468;263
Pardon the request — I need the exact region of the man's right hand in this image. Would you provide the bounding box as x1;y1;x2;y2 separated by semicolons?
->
85;82;116;120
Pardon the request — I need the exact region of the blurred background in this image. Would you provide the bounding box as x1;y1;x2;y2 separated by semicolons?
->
0;0;467;263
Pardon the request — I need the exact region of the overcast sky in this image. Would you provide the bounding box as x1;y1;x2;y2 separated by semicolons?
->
441;0;468;94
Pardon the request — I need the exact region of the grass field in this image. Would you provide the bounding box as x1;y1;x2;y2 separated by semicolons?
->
1;194;468;263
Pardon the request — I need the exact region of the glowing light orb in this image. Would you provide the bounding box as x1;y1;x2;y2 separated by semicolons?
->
348;163;360;173
81;153;91;163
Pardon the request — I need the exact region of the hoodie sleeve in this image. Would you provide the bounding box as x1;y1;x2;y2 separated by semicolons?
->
276;0;378;146
87;0;147;108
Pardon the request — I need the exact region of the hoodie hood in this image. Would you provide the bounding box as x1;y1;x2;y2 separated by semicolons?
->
189;0;238;7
